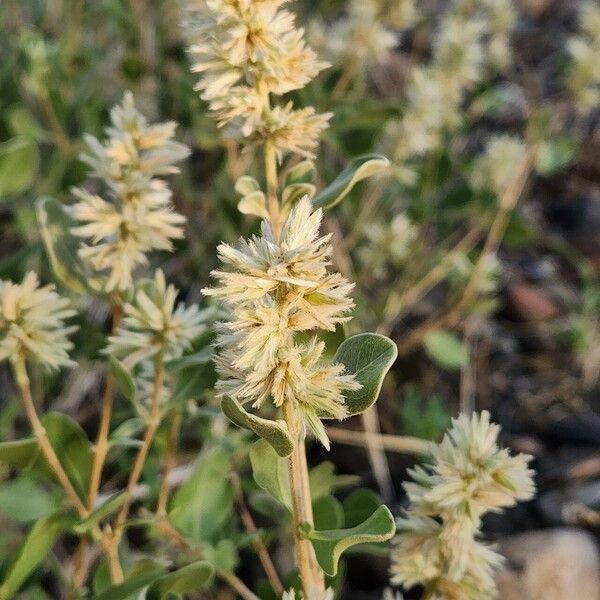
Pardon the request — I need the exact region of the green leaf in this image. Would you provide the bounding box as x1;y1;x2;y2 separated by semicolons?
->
146;561;214;599
165;347;213;371
0;136;38;199
95;570;166;600
36;197;103;294
309;462;358;501
169;447;233;542
222;396;293;458
238;190;269;219
313;495;344;531
109;356;136;403
249;440;292;512
312;154;389;210
0;438;39;469
304;505;396;576
342;489;381;528
204;540;238;574
423;330;469;370
38;412;92;502
331;333;397;416
235;175;261;196
0;478;56;523
535;138;576;176
72;492;128;534
0;511;74;600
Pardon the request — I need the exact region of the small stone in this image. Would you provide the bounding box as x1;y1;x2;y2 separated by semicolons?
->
496;528;600;600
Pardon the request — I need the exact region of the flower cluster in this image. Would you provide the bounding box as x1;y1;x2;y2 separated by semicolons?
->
204;196;360;448
390;411;535;599
281;588;335;600
0;272;77;370
106;269;206;366
358;214;417;279
566;2;600;112
471;135;527;198
309;0;410;71
71;93;190;292
382;0;517;179
185;0;330;158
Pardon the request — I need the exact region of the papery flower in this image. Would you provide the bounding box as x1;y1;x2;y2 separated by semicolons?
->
185;0;330;155
71;93;189;292
204;197;359;448
281;587;335;600
471;135;527;197
106;270;206;364
0;272;77;370
390;411;535;599
567;2;600;112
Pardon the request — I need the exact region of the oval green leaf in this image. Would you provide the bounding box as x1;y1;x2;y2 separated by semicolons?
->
222;396;293;458
0;136;38;199
331;333;398;417
423;330;469;370
312;154;390;210
0;438;39;469
146;561;214;599
304;505;396;576
72;491;129;534
249;439;292;512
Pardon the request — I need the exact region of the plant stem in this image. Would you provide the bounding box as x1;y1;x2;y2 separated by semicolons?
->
12;354;88;518
264;139;281;237
325;426;429;455
88;303;123;509
104;353;165;583
156;409;181;517
231;473;284;595
219;571;261;600
282;402;325;598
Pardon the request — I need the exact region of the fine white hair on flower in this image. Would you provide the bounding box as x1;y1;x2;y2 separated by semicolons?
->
390;410;535;599
71;93;190;293
204;196;359;448
184;0;330;158
105;270;207;365
0;272;78;370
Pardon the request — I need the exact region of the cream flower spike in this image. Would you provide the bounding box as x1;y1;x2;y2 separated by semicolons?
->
71;93;189;293
390;411;535;599
204;196;359;448
106;270;206;365
0;272;77;370
185;0;330;157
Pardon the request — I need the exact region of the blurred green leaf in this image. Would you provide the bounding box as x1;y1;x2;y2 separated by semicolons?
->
169;446;233;542
37;412;92;502
204;540;238;574
222;396;293;457
309;462;358;501
0;478;56;523
0;511;74;600
423;330;469;370
95;570;166;600
0;438;39;470
313;154;389;210
36;197;103;294
342;489;381;528
72;491;128;534
535;138;577;176
146;561;214;599
313;495;343;531
331;333;397;416
0;136;38;199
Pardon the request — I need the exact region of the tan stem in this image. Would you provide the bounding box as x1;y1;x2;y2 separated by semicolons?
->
282;402;325;597
12;354;88;517
88;303;123;510
264;139;281;238
231;473;284;595
156;409;182;517
325;426;429;455
104;354;165;583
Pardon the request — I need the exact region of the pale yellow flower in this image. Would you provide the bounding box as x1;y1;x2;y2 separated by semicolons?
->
0;272;77;370
72;94;189;292
106;270;207;364
205;197;358;447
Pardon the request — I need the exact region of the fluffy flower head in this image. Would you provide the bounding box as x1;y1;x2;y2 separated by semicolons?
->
0;272;77;370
